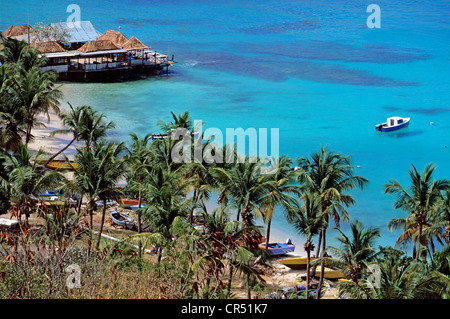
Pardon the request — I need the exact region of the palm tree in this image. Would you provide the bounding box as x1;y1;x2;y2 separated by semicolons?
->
325;219;380;283
158;111;194;134
194;203;263;297
93;142;126;250
2;143;67;225
338;248;445;299
125;133;152;235
141;165;194;261
213;157;274;229
0;73;26;151
434;190;450;247
73;141;126;251
0;38;28;64
7;66;62;146
73;105;115;151
291;192;328;298
258;155;300;257
296;146;368;297
385;163;449;258
44;104;108;166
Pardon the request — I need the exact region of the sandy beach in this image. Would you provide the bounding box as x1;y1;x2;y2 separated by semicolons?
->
27;109;79;159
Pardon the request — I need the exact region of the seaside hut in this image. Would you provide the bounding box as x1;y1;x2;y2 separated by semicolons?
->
31;41;73;74
31;41;66;53
2;24;33;38
75;39;128;71
122;36;157;66
122;36;150;51
77;39;120;53
97;30;128;48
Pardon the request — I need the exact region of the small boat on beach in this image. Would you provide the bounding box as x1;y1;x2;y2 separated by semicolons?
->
130;203;147;211
119;198;146;208
109;210;135;229
0;218;20;229
95;200;117;208
314;267;344;280
43;160;80;171
279;257;316;269
375;116;410;132
259;238;295;256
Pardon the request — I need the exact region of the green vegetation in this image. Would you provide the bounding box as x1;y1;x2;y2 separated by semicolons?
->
1;38;450;299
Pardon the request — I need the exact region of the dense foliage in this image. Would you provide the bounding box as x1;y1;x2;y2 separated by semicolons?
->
1;38;450;299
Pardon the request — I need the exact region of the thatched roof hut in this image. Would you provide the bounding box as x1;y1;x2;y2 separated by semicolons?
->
31;41;66;53
122;36;150;50
97;30;128;47
2;25;33;38
77;39;120;53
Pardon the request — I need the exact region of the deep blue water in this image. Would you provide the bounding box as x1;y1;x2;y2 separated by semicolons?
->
2;0;450;254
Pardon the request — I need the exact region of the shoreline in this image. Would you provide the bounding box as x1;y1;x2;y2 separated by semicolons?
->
28;107;308;258
28;109;79;159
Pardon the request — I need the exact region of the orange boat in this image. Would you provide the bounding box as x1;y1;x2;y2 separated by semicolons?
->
119;198;146;207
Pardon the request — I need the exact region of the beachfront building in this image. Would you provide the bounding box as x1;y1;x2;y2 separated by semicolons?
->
1;21;173;81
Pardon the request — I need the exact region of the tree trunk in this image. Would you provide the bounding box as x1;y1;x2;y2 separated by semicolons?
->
315;227;326;299
310;228;323;278
306;247;311;299
417;221;424;260
25;122;32;146
189;188;197;225
227;264;233;298
95;198;107;250
77;196;83;215
87;203;94;257
137;190;142;258
264;214;273;260
157;246;162;262
44;136;76;167
247;273;251;299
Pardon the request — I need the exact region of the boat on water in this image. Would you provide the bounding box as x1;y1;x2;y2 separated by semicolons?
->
109;210;135;229
375;116;410;132
259;238;295;256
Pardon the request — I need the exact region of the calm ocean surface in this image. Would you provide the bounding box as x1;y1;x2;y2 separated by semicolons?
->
2;0;450;253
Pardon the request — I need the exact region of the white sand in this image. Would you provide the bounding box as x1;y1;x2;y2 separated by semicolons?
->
28;110;80;159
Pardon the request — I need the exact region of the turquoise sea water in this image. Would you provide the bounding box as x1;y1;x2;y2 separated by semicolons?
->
2;0;450;253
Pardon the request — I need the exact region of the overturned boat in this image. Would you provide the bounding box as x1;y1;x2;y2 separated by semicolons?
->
109;210;135;230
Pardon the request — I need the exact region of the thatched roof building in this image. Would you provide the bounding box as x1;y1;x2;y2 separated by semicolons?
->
77;39;120;53
122;36;150;50
97;30;128;47
31;41;66;53
2;24;33;38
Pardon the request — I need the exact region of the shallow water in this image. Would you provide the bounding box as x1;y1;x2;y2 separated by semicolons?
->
2;0;450;253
